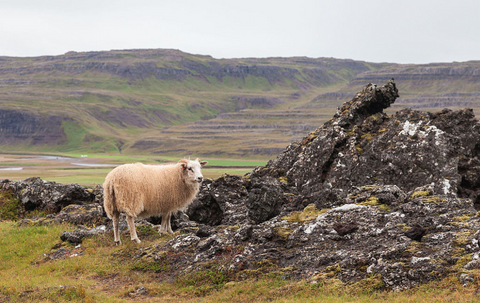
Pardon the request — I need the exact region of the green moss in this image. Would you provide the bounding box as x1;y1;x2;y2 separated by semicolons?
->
361;185;381;190
131;257;170;273
274;226;293;240
453;232;474;247
347;125;358;136
410;190;430;199
355;144;363;154
454;254;472;269
350;274;384;293
0;191;22;221
405;241;423;253
279;176;288;184
278;265;295;275
176;265;230;291
306;132;318;143
253;259;276;269
453;214;473;222
361;133;374;143
323;264;342;278
135;225;159;240
281;204;325;223
357;195;380;206
378;204;391;212
378;128;388;134
420;196;446;203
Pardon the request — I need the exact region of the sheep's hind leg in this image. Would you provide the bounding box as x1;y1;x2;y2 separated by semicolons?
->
112;212;122;246
166;212;173;234
159;212;172;234
126;215;141;243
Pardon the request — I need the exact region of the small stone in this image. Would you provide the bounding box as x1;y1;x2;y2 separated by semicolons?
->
404;225;426;241
333;222;358;236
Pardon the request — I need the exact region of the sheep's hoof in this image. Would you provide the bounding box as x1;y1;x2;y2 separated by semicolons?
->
132;238;141;244
115;240;122;246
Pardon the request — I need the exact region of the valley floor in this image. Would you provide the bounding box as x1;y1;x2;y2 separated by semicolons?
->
0;153;266;186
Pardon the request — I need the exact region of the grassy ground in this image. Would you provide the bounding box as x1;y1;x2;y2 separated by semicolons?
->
1;220;480;303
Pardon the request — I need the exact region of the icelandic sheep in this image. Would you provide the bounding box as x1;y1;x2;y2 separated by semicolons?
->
103;158;207;245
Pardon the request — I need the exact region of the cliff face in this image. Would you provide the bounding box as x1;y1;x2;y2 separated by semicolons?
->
0;109;67;146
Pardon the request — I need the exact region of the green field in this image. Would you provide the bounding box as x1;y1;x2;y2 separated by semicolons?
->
0;153;267;186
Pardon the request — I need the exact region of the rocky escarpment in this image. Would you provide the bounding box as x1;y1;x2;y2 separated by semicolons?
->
0;109;68;146
2;80;480;291
0;49;370;85
254;79;480;207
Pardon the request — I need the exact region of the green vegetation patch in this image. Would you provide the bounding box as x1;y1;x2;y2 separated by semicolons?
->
175;264;233;296
410;190;430;199
282;204;326;223
0;191;22;221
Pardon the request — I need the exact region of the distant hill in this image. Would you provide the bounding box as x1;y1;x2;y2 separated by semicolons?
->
0;49;479;158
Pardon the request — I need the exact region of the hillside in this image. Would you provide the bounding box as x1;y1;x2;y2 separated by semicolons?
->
0;49;479;158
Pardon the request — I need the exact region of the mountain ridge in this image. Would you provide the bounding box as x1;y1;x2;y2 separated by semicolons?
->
0;49;479;158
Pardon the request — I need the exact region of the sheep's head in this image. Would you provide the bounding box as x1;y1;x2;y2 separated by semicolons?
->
179;158;207;183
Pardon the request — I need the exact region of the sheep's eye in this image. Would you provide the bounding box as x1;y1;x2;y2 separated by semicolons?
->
188;167;193;171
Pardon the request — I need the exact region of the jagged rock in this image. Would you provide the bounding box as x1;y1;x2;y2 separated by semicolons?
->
187;174;249;226
17;203;106;227
0;177;102;212
60;225;107;243
186;179;224;225
42;245;82;261
252;80;480;205
247;183;285;224
60;231;85;244
56;204;105;226
128;80;480;291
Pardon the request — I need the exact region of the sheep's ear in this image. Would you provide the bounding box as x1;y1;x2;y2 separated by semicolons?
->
178;159;189;170
200;161;208;167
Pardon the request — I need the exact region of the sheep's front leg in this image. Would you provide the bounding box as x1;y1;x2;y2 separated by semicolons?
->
126;215;141;243
112;212;122;246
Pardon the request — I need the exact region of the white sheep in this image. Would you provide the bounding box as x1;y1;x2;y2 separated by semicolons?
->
103;158;207;245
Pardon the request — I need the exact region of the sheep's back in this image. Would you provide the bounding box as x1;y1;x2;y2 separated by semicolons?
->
108;163;199;218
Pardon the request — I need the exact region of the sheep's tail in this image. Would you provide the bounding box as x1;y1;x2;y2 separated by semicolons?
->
103;176;116;219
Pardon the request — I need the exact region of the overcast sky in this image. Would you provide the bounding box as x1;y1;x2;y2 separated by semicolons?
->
0;0;479;64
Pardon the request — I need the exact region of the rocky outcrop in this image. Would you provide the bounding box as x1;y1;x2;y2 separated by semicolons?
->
1;177;102;212
3;79;480;291
137;79;480;290
250;79;480;208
